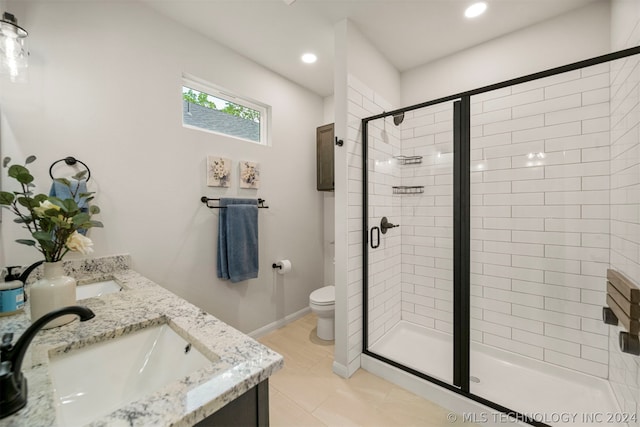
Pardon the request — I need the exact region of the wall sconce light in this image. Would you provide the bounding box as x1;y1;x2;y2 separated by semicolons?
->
0;12;29;82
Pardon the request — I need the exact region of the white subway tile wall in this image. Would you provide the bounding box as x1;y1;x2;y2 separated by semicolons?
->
397;102;455;337
347;75;401;366
469;64;611;378
608;31;640;424
354;45;640;417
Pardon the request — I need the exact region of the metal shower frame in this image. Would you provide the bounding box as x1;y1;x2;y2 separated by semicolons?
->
361;45;640;427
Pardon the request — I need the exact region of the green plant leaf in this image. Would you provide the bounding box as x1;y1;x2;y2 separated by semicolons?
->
55;178;71;187
72;171;87;180
2;157;10;168
33;194;48;203
48;197;66;211
49;216;71;228
72;212;90;225
25;155;36;165
17;197;31;208
13;217;30;224
38;220;54;232
0;191;15;205
38;239;55;253
89;205;101;214
16;239;36;246
42;208;62;216
62;198;78;213
89;220;104;228
8;164;29;179
32;231;53;242
15;171;34;184
18;197;41;209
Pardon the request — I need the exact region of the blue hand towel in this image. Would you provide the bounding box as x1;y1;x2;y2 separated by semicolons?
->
49;178;90;235
49;179;89;209
216;198;259;283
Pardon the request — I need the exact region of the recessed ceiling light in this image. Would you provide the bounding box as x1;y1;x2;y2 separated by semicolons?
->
465;2;487;18
301;53;317;64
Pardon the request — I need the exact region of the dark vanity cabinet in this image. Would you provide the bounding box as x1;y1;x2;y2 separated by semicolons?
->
195;380;269;426
316;123;334;191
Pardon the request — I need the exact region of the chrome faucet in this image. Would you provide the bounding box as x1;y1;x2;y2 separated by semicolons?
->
0;305;95;419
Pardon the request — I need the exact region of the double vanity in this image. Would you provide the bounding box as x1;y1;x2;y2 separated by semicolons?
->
0;255;283;426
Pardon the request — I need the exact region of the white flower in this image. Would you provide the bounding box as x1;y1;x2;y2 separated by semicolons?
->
33;200;60;217
66;231;94;255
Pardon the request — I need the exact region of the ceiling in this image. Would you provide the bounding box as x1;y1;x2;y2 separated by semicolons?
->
144;0;600;97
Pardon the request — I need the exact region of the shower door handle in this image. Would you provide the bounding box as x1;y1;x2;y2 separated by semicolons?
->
370;227;380;249
380;217;399;234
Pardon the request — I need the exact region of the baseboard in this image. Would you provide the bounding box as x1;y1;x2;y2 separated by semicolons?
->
332;361;349;378
332;356;361;378
249;307;311;339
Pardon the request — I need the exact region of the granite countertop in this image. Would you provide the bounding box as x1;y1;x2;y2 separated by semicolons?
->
0;255;284;427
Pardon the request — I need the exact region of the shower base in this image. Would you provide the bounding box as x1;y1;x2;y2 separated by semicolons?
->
366;320;624;427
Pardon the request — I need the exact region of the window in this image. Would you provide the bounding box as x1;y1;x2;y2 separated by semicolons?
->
182;75;270;145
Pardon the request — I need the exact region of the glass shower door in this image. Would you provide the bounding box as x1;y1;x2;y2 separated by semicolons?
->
468;61;617;424
364;100;458;386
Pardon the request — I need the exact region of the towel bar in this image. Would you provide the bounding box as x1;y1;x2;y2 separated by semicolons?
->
200;197;269;209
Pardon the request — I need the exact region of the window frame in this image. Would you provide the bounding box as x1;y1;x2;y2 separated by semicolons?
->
182;74;271;145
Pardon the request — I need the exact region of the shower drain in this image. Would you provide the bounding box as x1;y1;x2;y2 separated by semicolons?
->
470;376;481;383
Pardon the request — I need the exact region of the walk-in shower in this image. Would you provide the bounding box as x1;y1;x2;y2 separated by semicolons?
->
362;46;640;426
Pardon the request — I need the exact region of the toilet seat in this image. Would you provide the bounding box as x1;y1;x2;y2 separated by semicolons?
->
310;286;335;306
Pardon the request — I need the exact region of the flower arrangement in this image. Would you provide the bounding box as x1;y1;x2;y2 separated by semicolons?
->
0;156;103;262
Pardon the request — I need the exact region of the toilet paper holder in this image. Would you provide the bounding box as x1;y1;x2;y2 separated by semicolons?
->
272;260;292;274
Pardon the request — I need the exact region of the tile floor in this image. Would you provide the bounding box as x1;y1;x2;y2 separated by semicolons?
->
258;313;472;427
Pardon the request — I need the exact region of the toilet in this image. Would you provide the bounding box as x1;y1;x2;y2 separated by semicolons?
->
309;285;335;341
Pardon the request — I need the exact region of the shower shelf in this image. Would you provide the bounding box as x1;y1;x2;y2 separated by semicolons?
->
392;186;424;195
394;155;422;165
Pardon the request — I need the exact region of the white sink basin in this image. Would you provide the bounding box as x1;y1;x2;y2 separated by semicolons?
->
49;323;214;426
76;280;121;300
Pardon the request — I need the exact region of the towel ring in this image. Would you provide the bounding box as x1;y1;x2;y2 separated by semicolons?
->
49;156;91;182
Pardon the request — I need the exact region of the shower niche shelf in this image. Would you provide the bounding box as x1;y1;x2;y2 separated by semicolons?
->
392;186;424;195
394;155;422;165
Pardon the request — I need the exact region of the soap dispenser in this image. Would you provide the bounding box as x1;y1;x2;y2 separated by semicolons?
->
0;267;25;316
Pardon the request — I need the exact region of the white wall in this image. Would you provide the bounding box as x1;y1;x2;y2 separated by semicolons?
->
333;19;400;377
401;1;611;106
346;25;401;110
322;94;335;290
0;0;324;334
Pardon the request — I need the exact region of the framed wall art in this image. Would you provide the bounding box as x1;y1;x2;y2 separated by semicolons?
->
207;156;231;187
239;161;260;189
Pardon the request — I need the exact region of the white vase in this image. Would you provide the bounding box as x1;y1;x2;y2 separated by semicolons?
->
30;261;76;329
